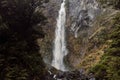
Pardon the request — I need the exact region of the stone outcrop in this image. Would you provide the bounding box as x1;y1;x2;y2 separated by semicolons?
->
46;66;95;80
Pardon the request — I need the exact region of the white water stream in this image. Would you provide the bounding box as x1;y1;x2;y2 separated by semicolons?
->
52;0;68;71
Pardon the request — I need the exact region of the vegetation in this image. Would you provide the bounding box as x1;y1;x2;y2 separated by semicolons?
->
90;13;120;80
0;0;48;80
0;0;120;80
97;0;120;9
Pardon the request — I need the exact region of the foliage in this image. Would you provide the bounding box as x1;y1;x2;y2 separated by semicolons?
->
89;13;120;80
0;0;48;80
98;0;120;9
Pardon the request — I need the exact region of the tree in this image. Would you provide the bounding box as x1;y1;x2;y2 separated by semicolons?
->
0;0;48;79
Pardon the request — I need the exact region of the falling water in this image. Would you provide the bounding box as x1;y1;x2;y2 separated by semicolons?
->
52;0;68;71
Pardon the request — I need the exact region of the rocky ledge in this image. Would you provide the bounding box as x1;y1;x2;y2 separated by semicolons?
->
46;66;95;80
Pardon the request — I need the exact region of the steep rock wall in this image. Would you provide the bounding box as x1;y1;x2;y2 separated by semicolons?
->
38;0;103;68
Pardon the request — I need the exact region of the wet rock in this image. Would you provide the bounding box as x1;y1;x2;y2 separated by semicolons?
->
46;67;96;80
88;73;96;80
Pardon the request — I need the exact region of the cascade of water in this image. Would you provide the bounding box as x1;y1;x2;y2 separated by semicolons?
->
52;0;68;71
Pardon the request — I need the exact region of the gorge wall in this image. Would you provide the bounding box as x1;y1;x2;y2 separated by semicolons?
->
38;0;115;70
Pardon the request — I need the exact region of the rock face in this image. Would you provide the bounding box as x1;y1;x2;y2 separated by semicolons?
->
38;0;102;68
43;0;101;37
67;0;101;37
46;67;95;80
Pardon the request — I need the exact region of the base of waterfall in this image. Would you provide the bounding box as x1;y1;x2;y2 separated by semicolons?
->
46;66;95;80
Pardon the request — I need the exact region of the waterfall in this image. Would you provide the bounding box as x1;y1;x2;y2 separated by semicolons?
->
52;0;68;71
